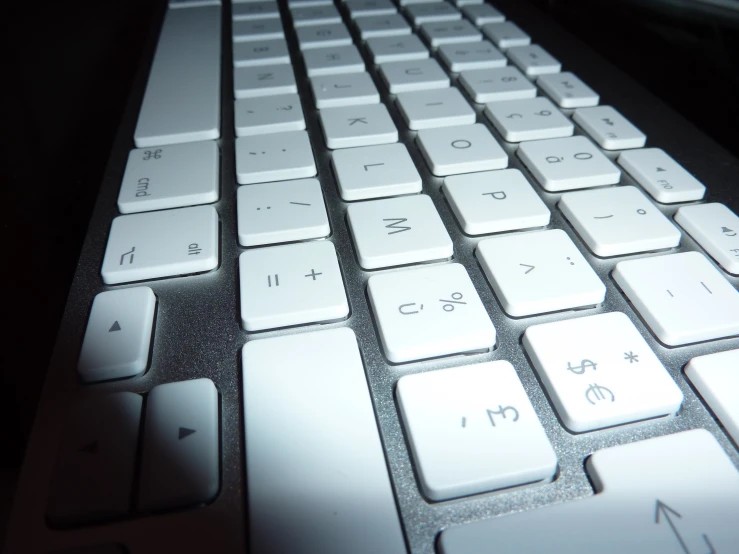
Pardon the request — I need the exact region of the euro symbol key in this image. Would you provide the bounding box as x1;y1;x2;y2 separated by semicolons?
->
585;383;614;405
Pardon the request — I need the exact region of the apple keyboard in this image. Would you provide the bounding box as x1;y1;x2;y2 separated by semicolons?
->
5;0;739;553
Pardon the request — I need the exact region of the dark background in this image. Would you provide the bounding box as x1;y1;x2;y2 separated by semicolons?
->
2;0;738;539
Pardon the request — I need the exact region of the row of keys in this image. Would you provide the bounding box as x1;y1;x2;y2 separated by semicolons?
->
48;379;219;524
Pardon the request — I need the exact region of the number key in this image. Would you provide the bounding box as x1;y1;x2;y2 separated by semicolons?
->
484;97;573;142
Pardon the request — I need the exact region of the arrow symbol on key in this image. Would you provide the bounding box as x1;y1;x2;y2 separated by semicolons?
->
109;321;121;332
655;500;716;554
178;427;196;440
520;264;535;274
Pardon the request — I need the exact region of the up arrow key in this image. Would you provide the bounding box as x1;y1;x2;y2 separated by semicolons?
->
178;427;196;440
109;321;122;332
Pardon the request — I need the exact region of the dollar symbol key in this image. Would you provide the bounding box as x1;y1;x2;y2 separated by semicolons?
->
566;359;597;374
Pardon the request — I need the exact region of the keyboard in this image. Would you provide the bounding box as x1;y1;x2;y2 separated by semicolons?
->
5;0;739;552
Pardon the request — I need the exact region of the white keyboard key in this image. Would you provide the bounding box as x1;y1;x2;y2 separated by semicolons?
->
118;141;219;213
477;229;605;317
560;186;681;257
347;194;453;269
303;44;364;76
368;263;496;362
396;87;476;130
379;58;450;93
138;379;219;511
452;0;482;5
310;71;380;108
234;93;305;136
405;2;461;25
235;130;316;184
288;0;333;6
234;65;297;98
296;23;353;50
417;123;508;175
397;361;557;501
232;1;279;20
420;19;482;48
101;205;218;285
332;143;422;200
366;34;429;64
459;66;536;103
573;105;646;150
239;241;349;330
438;40;506;72
355;14;411;39
134;6;221;147
524;312;683;432
685;349;739;446
613;251;739;345
440;429;739;554
506;44;561;76
481;21;530;49
485;97;574;142
618;147;706;203
675;203;739;274
319;103;398;148
233;18;283;42
242;329;406;554
443;169;550;234
77;288;156;383
233;38;290;67
400;0;445;5
291;4;341;26
517;135;620;191
47;394;142;524
236;178;330;246
462;4;505;26
346;0;397;17
537;71;599;108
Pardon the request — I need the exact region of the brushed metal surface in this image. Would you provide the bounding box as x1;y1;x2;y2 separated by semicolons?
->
5;1;739;553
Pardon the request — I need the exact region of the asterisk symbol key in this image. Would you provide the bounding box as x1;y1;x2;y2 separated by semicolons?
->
624;351;639;363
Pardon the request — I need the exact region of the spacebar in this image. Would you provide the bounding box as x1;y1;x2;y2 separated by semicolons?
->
133;5;221;147
242;328;407;554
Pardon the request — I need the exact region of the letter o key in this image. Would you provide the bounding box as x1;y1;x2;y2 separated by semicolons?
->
451;139;472;149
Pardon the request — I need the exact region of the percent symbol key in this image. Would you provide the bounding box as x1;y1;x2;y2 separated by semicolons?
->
440;292;466;311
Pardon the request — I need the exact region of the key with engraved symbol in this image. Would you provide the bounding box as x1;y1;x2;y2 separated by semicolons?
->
347;194;453;269
332;143;422;201
235;130;316;184
517;135;620;191
233;18;284;42
462;4;505;26
560;186;681;256
234;93;306;136
405;2;462;26
397;361;557;501
573;105;646;150
345;0;397;18
366;35;429;64
439;429;739;554
420;20;482;48
101;205;218;285
613;251;739;345
77;287;156;383
291;4;341;27
118;141;219;213
236;178;330;246
233;1;279;21
476;229;606;317
537;71;599;108
417;123;508;175
481;21;530;49
234;65;297;98
618;148;706;203
354;14;411;39
524;312;683;432
506;44;561;76
438;40;506;72
368;263;496;362
396;87;476;130
319;103;398;148
379;58;450;93
443;169;550;235
675;203;739;274
239;241;349;330
685;349;739;446
310;72;380;108
459;66;536;103
485;97;573;142
138;379;219;511
303;45;365;77
296;23;353;50
233;39;291;67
